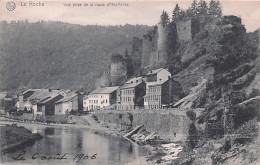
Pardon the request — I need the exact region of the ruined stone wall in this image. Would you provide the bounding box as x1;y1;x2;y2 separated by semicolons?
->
176;19;192;42
141;27;158;69
141;23;177;68
96;71;111;88
95;109;191;141
141;38;156;68
131;37;143;69
149;52;158;67
176;18;202;42
111;54;127;86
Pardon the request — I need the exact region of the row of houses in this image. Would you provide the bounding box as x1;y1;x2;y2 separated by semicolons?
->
3;68;183;115
83;68;183;111
11;89;83;119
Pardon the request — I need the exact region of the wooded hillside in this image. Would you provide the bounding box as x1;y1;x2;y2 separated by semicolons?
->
0;21;151;91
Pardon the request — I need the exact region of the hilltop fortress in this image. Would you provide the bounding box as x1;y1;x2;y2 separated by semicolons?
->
140;16;209;69
97;15;242;89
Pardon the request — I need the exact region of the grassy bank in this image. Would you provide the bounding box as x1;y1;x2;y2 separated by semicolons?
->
0;124;43;154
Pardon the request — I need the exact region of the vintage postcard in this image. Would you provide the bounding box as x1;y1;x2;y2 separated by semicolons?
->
0;0;260;164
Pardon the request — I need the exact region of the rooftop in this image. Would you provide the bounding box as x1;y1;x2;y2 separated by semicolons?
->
26;89;66;104
90;86;119;95
22;89;48;94
146;68;164;76
147;79;168;87
125;77;143;84
121;81;143;89
38;93;62;104
55;93;78;104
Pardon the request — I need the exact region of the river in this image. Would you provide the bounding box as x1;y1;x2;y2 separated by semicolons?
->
0;122;148;165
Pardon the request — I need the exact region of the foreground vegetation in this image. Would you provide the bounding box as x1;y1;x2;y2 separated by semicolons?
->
0;124;43;154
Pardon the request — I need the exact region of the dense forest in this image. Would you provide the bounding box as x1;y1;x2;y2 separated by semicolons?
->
0;21;150;92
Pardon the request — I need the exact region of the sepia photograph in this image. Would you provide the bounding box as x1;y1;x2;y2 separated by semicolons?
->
0;0;259;164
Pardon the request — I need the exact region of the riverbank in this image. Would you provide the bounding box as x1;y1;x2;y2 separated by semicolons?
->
0;114;189;165
0;124;43;154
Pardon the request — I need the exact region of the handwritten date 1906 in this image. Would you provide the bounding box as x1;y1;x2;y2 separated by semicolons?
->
12;150;97;163
73;153;97;163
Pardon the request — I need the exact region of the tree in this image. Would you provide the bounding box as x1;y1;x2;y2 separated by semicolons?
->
172;4;180;22
197;0;208;16
208;0;222;17
185;8;193;18
160;10;170;27
179;9;186;20
215;0;222;17
189;0;198;17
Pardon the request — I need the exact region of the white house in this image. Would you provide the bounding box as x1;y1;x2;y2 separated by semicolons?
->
83;95;90;111
87;86;119;110
145;68;171;83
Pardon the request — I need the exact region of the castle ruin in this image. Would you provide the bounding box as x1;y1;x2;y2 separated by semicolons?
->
140;17;208;69
141;22;175;69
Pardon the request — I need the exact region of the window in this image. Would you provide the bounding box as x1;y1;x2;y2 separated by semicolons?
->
106;99;108;103
174;132;176;137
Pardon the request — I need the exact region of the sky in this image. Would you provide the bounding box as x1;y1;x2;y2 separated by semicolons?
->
0;0;259;32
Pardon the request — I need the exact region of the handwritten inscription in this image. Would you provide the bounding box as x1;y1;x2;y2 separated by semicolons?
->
12;150;97;163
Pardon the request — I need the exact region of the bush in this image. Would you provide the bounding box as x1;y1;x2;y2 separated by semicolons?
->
233;118;259;144
186;110;196;121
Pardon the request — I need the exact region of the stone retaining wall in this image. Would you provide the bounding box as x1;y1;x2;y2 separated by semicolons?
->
95;109;193;141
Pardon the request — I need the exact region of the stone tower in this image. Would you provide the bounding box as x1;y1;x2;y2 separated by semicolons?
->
96;70;111;88
131;37;143;69
176;17;201;42
156;22;169;66
141;27;158;69
141;38;154;68
110;54;127;86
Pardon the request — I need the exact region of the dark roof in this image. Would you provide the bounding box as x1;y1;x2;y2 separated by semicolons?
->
55;93;77;104
38;94;63;104
125;77;143;84
26;89;69;104
121;81;143;89
146;68;164;76
90;86;119;94
147;79;168;87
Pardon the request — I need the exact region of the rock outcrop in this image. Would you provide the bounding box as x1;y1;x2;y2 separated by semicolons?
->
171;16;259;136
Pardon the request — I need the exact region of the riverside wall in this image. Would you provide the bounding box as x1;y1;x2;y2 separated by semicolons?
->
94;109;193;141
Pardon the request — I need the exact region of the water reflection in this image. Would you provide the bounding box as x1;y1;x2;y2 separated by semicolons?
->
1;126;147;165
44;127;55;135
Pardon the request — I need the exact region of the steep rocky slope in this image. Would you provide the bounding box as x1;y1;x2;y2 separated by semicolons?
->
172;16;259;128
